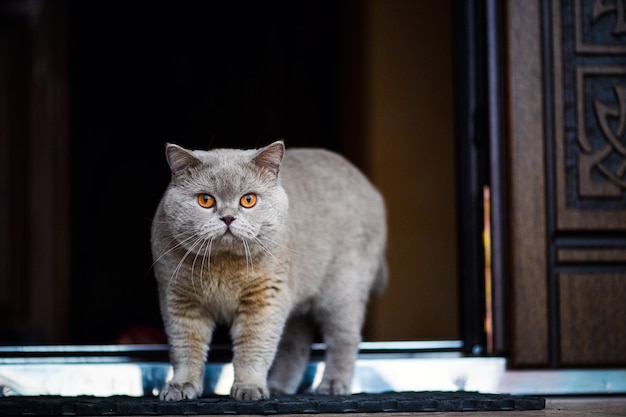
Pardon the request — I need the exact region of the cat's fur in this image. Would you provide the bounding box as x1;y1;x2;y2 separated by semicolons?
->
151;141;387;401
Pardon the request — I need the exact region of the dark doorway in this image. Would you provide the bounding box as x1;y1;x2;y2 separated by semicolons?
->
1;0;463;348
68;1;348;343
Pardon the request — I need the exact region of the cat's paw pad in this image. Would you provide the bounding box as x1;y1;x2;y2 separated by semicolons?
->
159;382;200;401
231;383;269;400
315;379;351;396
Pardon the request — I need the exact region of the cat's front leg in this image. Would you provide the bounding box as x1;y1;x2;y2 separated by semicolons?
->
160;306;215;401
230;289;289;400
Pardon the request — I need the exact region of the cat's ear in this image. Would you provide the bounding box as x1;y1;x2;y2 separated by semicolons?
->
252;140;285;177
165;143;201;177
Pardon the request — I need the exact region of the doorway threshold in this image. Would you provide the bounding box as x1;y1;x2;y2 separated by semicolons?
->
0;342;624;397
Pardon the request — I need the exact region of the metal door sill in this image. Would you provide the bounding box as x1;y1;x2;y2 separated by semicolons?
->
0;342;624;397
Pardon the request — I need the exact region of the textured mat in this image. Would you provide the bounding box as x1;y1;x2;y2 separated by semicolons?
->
0;391;544;415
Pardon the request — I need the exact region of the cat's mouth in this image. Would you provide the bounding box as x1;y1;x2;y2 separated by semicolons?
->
219;226;241;242
213;222;256;247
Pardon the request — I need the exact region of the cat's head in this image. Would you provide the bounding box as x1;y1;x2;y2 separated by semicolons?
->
161;141;288;257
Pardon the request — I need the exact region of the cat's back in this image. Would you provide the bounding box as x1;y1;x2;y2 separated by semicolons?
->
279;147;387;299
281;148;381;201
282;147;359;177
280;148;385;233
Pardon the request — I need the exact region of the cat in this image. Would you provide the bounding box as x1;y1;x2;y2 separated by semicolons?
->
151;141;387;401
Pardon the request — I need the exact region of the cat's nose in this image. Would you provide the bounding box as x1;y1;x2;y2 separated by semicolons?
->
220;215;236;226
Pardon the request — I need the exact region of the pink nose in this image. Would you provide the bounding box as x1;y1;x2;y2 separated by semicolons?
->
220;215;235;226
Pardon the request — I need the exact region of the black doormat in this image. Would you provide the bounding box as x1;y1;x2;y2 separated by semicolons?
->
0;391;544;415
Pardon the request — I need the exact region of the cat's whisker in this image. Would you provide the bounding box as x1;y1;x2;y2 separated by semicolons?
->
202;238;214;291
148;232;199;275
167;235;203;295
191;238;208;295
241;239;254;279
253;237;286;266
249;241;256;275
257;235;304;256
241;239;249;278
170;245;197;291
199;237;209;292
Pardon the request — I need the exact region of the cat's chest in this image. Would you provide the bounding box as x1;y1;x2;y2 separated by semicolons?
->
192;257;283;321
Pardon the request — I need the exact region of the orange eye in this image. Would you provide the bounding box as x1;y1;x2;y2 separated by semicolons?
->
240;193;257;208
197;194;215;208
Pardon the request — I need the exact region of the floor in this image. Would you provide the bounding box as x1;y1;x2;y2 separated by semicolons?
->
539;397;626;416
310;397;626;416
236;397;625;417
150;397;626;417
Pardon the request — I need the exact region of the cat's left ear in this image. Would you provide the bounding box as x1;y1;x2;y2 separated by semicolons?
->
253;140;285;177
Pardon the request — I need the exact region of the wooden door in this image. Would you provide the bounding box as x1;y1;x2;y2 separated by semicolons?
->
506;0;626;367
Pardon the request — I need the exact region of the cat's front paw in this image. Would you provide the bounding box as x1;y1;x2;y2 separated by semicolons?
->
231;382;269;400
315;379;351;396
160;381;201;401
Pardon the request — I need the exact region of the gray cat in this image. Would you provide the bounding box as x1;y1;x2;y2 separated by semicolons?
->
151;141;387;401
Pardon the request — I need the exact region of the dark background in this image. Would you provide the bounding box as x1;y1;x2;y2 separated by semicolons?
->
68;1;352;343
1;0;484;350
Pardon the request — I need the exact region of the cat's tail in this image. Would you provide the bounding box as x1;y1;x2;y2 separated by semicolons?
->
371;256;389;296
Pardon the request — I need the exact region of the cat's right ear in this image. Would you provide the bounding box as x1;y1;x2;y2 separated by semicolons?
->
165;143;201;178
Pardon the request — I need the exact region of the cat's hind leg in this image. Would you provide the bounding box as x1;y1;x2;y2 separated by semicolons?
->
267;315;315;395
313;266;375;395
314;309;362;396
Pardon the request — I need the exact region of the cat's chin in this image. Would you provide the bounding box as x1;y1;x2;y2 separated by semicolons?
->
212;234;255;256
217;231;241;244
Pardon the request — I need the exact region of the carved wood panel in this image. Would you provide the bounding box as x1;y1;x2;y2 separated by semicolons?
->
550;0;626;366
556;0;626;230
506;0;626;367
